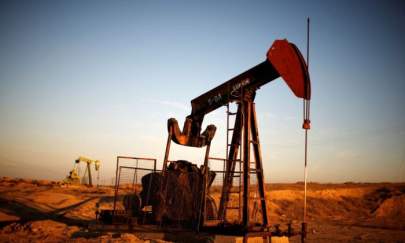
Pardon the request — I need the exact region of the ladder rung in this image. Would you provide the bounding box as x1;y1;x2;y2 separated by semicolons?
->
226;206;240;209
249;197;263;200
227;112;237;115
227;128;234;131
229;190;241;194
227;143;241;147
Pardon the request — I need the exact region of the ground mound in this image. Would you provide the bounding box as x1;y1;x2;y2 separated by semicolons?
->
0;220;79;242
374;195;405;229
375;195;405;218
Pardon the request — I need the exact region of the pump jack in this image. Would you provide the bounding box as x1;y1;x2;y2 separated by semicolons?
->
162;39;311;233
99;38;311;241
66;156;101;187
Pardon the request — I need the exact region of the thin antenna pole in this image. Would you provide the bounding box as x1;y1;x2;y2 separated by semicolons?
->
304;16;310;224
304;131;308;221
302;17;310;243
306;17;310;70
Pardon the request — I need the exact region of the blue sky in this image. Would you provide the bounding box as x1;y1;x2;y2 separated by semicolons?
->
0;1;404;183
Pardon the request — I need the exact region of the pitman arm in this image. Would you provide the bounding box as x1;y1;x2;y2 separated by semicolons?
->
168;39;311;147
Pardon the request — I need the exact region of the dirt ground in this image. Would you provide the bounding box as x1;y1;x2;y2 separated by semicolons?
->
0;177;404;242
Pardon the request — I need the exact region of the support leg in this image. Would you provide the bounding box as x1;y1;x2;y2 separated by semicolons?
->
162;132;172;173
251;103;268;226
197;141;212;231
158;132;172;224
87;163;93;186
243;101;251;229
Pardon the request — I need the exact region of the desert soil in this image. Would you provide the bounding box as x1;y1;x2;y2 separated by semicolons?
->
0;177;404;242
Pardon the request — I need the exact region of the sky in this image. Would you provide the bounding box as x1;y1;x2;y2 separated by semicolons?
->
0;0;404;183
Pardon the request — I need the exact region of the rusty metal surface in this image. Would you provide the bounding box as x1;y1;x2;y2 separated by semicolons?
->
142;160;217;227
167;118;216;147
160;39;311;232
168;39;311;148
190;61;278;118
268;39;311;100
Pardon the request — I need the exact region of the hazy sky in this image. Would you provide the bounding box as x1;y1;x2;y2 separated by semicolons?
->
1;0;404;183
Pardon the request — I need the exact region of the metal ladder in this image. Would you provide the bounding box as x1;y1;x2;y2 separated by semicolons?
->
224;103;243;221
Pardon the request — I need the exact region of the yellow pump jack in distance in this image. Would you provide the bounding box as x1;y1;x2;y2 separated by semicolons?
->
65;156;100;187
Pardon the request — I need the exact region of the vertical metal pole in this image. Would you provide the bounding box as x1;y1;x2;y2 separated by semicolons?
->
133;159;139;192
113;164;122;217
112;157;119;213
136;159;138;183
224;104;230;220
226;104;230;181
163;132;172;173
158;132;172;226
143;158;157;224
302;17;311;243
87;162;92;186
239;92;244;222
242;100;251;229
304;131;308;222
114;158;119;180
132;162;137;192
304;17;310;224
307;17;310;69
197;141;212;232
302;129;308;243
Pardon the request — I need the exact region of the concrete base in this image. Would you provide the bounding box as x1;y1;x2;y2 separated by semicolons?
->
271;237;289;243
213;235;289;243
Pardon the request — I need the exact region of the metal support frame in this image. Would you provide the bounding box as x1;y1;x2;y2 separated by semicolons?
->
242;99;251;228
218;93;268;230
251;103;268;227
112;156;157;218
87;162;93;186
